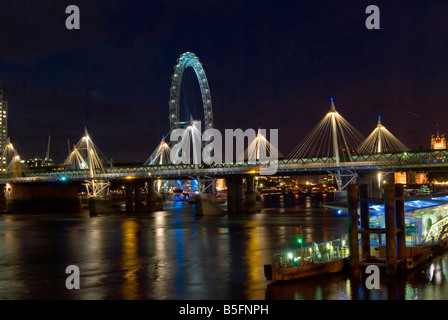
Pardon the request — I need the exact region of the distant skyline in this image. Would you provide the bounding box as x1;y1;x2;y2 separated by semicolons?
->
0;1;447;163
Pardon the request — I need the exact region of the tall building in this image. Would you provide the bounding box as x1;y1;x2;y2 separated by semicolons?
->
0;89;8;171
431;125;446;150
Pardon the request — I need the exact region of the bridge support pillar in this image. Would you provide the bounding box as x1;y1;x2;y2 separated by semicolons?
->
246;177;254;193
145;179;163;212
0;184;6;212
88;180;113;215
134;180;145;213
125;180;134;213
195;192;225;216
225;177;246;214
235;177;245;213
202;179;215;194
125;179;163;213
88;196;113;215
194;177;224;216
244;177;261;213
226;177;237;214
357;171;382;200
6;182;80;213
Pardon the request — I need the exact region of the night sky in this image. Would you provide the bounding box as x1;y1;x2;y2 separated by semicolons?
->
1;1;447;163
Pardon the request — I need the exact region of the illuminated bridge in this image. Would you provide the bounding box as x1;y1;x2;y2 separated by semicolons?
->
1;149;448;183
1;52;446;215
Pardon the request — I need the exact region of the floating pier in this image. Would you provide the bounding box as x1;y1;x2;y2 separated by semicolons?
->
265;182;448;282
348;183;406;276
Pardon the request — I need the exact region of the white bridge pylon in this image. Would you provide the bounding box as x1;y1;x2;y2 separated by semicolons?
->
2;138;22;173
357;116;408;153
170;117;205;165
242;128;282;162
288;99;365;162
63;127;110;197
147;121;280;167
288;99;366;191
145;136;172;166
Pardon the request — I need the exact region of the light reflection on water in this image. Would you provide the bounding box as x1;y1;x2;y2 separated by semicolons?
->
121;219;141;300
0;194;447;299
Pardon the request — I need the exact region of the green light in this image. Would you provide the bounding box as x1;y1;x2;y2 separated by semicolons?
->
297;238;302;244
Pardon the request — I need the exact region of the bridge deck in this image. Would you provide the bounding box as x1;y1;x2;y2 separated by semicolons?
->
1;150;447;182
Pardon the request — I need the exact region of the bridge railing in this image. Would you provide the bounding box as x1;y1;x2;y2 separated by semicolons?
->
422;216;448;245
2;149;448;181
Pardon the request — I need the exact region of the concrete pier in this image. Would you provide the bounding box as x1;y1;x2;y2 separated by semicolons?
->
88;182;113;215
134;179;145;212
88;196;113;215
0;184;6;212
145;179;163;212
195;179;225;216
195;193;226;216
235;177;245;213
125;180;134;213
357;170;395;200
225;176;262;214
124;179;163;214
226;177;236;214
5;182;81;213
244;177;261;213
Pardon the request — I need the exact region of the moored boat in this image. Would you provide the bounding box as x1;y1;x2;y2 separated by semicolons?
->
265;235;350;282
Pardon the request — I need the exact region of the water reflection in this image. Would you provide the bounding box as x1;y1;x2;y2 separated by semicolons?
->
245;221;267;299
71;217;105;300
152;213;170;299
121;219;142;300
0;194;448;299
266;250;448;300
305;196;311;208
0;228;23;298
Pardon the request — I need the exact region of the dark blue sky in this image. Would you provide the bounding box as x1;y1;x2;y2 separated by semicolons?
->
1;0;447;162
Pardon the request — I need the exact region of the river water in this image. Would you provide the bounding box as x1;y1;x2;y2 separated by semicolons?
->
0;193;447;300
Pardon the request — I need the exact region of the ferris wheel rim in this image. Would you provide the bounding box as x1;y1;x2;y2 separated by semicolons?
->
168;52;214;132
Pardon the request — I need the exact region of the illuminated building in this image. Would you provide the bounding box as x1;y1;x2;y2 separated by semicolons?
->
216;178;225;191
394;171;428;185
26;158;56;168
394;172;407;184
0;89;7;171
431;125;446;150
